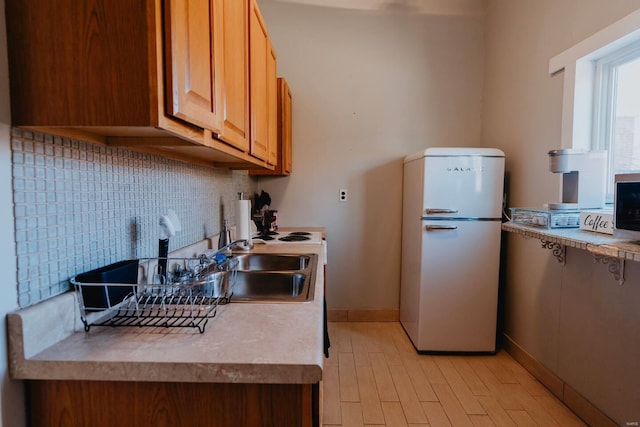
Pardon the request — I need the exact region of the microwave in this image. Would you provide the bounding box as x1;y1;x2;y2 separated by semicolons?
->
614;173;640;240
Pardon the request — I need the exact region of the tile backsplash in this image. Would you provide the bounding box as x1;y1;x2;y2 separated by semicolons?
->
11;129;258;307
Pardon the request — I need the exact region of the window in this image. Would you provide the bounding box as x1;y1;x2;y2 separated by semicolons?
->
593;41;640;199
549;7;640;204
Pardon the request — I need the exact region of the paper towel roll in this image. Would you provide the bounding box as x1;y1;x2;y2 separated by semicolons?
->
236;199;252;243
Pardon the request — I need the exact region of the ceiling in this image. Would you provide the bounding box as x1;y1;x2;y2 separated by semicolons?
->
259;0;486;16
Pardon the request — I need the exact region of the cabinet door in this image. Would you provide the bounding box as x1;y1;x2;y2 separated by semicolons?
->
249;0;269;161
165;0;223;132
217;0;250;151
267;41;278;166
280;78;293;174
249;77;292;176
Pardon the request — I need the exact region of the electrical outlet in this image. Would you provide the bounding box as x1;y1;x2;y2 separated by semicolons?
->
339;188;348;202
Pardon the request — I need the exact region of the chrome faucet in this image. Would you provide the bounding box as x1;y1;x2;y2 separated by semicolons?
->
231;238;253;251
212;238;252;256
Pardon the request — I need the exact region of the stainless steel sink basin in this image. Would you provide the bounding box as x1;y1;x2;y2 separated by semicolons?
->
180;253;316;303
231;254;310;271
228;271;311;302
222;253;318;302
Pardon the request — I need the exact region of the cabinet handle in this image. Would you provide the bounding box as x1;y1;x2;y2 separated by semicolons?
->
425;208;458;214
425;225;458;231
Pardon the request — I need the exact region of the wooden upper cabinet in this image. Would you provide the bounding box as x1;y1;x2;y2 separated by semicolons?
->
251;77;292;176
4;0;271;169
281;78;293;174
249;0;269;162
267;41;278;166
5;0;156;127
166;0;253;153
216;0;251;152
164;0;223;133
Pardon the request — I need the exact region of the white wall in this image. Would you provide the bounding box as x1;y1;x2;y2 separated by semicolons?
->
258;0;486;311
482;1;640;424
0;0;26;425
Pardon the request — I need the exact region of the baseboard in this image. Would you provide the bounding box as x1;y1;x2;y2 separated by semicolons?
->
503;334;617;427
327;309;399;322
327;310;348;322
502;334;564;399
563;385;618;427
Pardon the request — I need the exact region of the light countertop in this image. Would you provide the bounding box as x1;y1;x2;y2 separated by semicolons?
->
502;221;640;260
8;241;325;385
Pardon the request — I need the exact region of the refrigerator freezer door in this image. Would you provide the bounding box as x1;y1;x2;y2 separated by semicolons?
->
414;220;501;352
422;155;504;219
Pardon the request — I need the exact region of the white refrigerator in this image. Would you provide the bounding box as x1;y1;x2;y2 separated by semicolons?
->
400;147;505;353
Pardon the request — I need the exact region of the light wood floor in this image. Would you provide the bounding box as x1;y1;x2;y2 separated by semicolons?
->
323;322;585;427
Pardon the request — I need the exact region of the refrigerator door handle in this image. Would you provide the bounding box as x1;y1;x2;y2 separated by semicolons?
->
425;224;458;231
425;208;458;214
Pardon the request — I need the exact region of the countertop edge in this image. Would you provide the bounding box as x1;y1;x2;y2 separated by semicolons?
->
502;222;640;260
10;360;323;384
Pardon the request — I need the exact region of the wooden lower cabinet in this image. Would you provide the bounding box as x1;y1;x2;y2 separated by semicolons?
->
27;380;319;427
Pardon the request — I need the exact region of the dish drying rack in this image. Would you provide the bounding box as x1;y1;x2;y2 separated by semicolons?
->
71;255;238;334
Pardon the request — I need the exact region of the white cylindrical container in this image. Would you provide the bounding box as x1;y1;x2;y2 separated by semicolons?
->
236;199;252;243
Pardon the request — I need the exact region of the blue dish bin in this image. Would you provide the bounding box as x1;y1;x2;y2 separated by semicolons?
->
74;260;139;311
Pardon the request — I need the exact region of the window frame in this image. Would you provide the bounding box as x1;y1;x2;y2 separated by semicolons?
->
549;7;640;205
592;40;640;200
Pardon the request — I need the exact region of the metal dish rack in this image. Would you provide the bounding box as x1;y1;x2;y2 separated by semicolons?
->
71;256;238;334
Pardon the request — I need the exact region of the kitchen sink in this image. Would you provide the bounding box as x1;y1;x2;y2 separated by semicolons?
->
231;253;310;271
195;253;317;302
223;253;317;303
